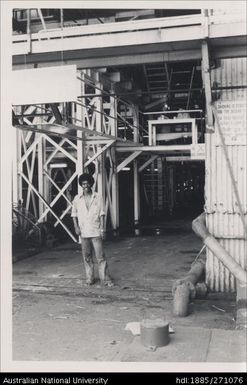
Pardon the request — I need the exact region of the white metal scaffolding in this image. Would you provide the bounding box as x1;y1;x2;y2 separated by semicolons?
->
12;69;143;241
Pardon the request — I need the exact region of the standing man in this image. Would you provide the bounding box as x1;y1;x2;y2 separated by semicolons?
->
71;173;114;287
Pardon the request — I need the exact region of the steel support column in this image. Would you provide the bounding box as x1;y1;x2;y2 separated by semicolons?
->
133;159;140;235
12;125;18;204
201;39;214;131
95;75;105;202
17;128;23;206
133;106;140;235
76;72;86;196
110;90;119;233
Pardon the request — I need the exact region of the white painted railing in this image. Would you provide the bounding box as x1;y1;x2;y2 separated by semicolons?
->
13;14;202;43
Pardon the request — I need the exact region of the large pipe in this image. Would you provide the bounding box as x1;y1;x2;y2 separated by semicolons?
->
192;213;247;328
172;254;206;317
192;213;247;285
173;212;247;318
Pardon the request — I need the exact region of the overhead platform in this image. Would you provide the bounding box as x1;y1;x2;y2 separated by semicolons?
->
12;13;247;68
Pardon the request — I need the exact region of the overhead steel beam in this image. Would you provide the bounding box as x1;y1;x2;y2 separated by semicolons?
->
12;15;246;67
13;48;202;68
13;42;247;69
166;156;204;162
211;44;247;59
116;145;192;152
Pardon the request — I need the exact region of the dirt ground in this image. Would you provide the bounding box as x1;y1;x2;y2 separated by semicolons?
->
12;221;240;362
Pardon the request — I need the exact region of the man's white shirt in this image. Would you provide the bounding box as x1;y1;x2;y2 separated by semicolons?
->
71;192;105;238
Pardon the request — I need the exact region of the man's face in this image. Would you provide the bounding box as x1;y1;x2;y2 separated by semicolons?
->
81;181;92;193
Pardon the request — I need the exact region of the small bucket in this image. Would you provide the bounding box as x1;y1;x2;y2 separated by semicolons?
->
140;318;169;348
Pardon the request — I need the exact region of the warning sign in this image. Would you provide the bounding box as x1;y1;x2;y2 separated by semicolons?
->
215;100;247;145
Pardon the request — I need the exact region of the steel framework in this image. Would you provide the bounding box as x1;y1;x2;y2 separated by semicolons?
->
12;69;143;241
12;8;241;243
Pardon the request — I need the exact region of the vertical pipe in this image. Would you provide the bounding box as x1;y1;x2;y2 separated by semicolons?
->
76;72;85;196
133;103;140;234
38;136;44;221
42;136;49;222
157;157;163;211
148;121;152;146
110;89;117;138
124;104;127;139
191;118;198;145
134;159;140;235
60;8;64;29
17;129;23;205
133;105;139;143
38;106;48;222
151;159;156;215
168;165;175;216
26;8;32;54
112;148;119;233
12;125;18;204
201;40;213;131
110;91;119;233
95;75;104;201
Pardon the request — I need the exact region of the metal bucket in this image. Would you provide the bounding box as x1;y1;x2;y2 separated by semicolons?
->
140;318;169;347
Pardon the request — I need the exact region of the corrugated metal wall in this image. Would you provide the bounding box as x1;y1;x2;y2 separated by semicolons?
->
211;58;247;100
205;57;247;292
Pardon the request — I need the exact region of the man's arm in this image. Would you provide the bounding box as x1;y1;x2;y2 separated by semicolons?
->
99;195;106;238
73;217;81;236
71;196;81;236
100;214;105;239
100;214;105;230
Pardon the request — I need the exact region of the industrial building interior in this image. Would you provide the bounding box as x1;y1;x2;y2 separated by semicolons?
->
12;8;206;245
9;6;247;363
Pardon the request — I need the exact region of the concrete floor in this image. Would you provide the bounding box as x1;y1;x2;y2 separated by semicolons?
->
12;222;246;363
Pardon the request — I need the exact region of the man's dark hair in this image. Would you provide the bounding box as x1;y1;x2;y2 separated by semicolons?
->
78;173;94;186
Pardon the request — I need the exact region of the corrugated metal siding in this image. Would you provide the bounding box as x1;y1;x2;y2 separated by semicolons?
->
211;58;247;100
205;58;247;292
205;137;247;216
207;214;247;239
206;239;247;292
